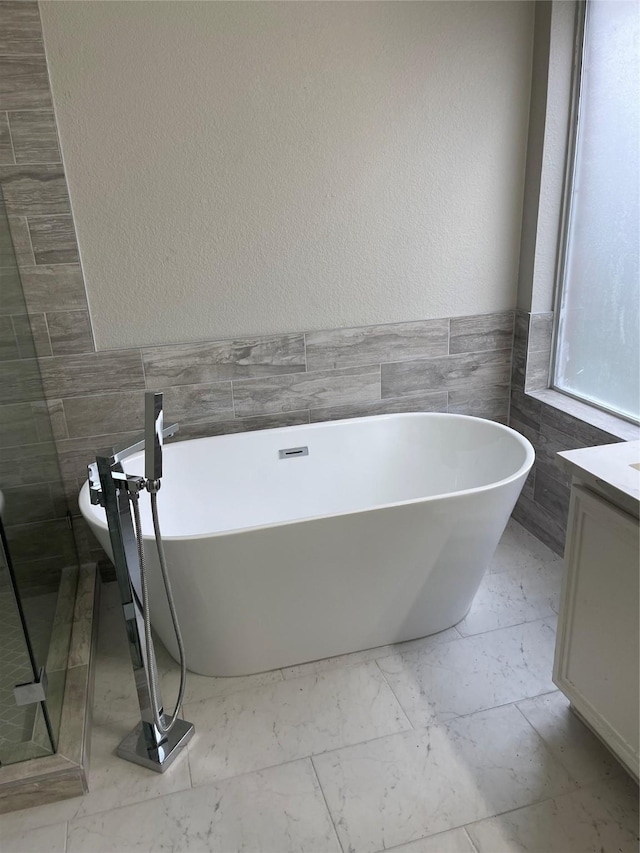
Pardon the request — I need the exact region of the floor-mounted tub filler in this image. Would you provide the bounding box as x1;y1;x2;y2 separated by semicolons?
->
80;412;534;679
86;392;194;773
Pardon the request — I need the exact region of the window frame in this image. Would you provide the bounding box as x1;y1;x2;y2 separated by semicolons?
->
549;0;639;426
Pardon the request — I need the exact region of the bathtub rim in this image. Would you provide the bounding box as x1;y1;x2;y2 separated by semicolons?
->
78;412;535;542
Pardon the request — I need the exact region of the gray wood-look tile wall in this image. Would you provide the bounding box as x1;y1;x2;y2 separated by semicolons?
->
50;313;515;484
0;0;82;586
507;309;639;555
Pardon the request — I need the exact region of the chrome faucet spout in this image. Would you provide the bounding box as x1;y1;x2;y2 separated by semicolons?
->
87;419;178;506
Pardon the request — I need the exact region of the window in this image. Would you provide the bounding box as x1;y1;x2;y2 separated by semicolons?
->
553;0;639;423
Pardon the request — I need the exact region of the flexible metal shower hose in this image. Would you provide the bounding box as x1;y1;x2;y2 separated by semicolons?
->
131;492;187;736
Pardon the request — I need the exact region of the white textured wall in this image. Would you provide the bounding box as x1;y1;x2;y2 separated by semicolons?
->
517;0;576;313
41;1;534;350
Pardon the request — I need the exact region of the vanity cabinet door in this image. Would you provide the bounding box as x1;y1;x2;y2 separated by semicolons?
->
553;485;639;779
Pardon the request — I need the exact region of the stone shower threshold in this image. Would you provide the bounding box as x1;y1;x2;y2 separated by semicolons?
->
0;564;99;814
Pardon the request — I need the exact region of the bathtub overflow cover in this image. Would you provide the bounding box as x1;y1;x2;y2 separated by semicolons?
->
279;446;309;459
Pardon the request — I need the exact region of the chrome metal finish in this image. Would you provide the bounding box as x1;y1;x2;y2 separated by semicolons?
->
111;421;178;467
117;718;194;774
87;423;178;506
88;461;104;506
279;446;309;459
14;667;48;706
93;396;192;773
145;391;164;482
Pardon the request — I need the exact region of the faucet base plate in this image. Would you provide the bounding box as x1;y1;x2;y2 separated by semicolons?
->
117;718;194;773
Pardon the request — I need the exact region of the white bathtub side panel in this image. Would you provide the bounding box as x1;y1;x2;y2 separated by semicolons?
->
150;476;525;676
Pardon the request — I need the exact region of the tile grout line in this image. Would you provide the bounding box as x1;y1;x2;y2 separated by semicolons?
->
381;781;582;853
510;701;582;789
309;756;346;853
40;753;350;839
3;160;63;168
6;258;78;266
378;345;512;370
6;107;58;114
458;780;604;848
446;612;557;642
462;825;480;853
384;732;628;853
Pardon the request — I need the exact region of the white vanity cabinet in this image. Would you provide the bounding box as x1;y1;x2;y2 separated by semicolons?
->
554;441;640;781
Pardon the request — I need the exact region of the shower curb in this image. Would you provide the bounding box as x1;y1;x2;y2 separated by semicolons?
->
0;563;99;814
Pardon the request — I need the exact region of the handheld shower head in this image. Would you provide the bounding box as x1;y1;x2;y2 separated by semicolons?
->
145;391;164;484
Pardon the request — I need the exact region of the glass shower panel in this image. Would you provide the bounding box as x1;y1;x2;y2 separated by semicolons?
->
0;524;53;763
0;189;80;764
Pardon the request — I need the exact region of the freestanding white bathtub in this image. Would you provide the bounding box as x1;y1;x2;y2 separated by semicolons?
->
80;413;534;676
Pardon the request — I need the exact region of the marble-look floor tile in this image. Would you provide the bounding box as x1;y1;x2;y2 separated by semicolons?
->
67;759;340;853
381;827;478;853
91;651;140;725
467;774;639;853
456;557;562;636
377;618;557;727
313;703;576;853
0;796;82;838
72;716;192;821
516;692;622;784
185;661;411;787
489;518;563;574
281;626;460;680
0;821;67;853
